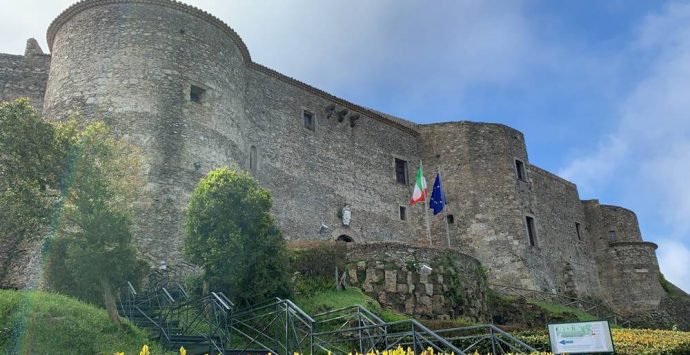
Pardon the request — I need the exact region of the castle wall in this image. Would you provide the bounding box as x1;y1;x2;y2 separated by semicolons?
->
0;0;674;321
419;122;536;289
243;69;425;245
420;123;604;299
42;0;427;263
583;200;664;314
44;1;251;262
529;167;602;299
0;39;50;111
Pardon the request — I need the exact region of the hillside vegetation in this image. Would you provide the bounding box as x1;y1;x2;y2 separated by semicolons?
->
0;289;168;354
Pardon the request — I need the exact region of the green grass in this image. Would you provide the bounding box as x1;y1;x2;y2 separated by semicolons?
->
295;287;381;314
294;287;409;322
528;300;597;322
0;289;169;354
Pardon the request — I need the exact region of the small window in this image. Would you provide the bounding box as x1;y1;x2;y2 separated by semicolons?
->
575;222;582;240
395;158;408;184
447;214;454;224
525;216;537;246
190;85;205;103
249;145;257;174
608;230;617;242
399;206;407;220
515;159;526;181
303;110;315;131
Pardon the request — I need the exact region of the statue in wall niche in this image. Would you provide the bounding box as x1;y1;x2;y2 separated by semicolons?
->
342;204;352;226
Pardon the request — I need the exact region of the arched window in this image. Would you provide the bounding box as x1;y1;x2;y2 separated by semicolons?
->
249;145;257;174
336;235;353;243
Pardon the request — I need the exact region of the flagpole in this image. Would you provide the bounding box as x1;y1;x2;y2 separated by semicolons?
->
438;166;451;248
421;160;432;246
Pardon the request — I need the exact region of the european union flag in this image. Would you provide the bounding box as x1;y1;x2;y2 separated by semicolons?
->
429;173;445;215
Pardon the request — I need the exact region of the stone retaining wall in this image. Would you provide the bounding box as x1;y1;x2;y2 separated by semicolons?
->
345;242;489;322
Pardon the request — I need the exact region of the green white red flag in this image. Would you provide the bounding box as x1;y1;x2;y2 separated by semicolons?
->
409;164;428;205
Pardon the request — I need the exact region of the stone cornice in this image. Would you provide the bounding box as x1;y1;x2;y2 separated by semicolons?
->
46;0;420;137
609;241;658;250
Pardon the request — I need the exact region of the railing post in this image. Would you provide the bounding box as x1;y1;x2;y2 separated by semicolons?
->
489;326;497;355
411;322;418;355
358;308;364;354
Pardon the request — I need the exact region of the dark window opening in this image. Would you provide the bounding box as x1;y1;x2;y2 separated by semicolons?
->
608;230;617;242
575;222;582;240
336;234;353;243
526;216;537;246
303;110;314;131
190;85;205;103
249;145;257;174
515;159;526;181
395;158;408;184
447;214;454;224
399;206;407;220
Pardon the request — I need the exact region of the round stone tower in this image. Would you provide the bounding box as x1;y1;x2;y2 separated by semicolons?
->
583;201;665;314
419;122;541;289
44;0;254;262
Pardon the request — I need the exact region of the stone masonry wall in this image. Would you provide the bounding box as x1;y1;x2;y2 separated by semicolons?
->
528;167;602;299
583;200;664;315
0;39;50;111
0;0;678;322
419;122;536;289
345;243;490;322
244;69;425;246
42;0;428;266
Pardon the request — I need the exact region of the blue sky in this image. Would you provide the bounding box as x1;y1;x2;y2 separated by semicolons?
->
1;0;688;292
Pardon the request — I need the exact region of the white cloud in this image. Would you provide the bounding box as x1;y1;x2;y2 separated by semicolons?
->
559;2;690;292
657;239;690;293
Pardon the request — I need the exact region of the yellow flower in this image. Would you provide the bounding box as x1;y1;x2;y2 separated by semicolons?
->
138;344;150;355
180;346;187;355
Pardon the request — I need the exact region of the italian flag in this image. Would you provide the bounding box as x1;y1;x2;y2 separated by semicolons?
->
409;164;428;205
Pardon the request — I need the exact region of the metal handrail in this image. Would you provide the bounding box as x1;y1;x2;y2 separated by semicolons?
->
491;283;632;327
435;324;537;354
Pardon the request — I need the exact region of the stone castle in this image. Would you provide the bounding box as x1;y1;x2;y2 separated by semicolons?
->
0;0;680;320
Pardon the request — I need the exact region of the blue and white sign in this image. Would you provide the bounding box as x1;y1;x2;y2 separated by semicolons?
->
548;320;614;354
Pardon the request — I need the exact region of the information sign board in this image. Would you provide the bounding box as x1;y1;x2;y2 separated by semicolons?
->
547;320;614;354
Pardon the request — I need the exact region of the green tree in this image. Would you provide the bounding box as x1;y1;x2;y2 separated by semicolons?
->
184;167;291;306
47;121;145;324
0;99;67;281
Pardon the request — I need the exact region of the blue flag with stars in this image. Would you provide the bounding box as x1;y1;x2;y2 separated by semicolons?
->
430;173;445;215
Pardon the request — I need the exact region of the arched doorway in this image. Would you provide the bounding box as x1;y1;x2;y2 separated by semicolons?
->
336;234;353;243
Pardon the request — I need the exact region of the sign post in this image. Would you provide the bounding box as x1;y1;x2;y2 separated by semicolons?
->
547;320;615;354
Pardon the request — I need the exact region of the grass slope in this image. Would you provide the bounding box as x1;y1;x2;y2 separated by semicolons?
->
0;289;167;354
294;287;409;323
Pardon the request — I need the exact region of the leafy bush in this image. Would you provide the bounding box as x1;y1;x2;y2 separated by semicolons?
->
290;241;347;296
184;168;291;306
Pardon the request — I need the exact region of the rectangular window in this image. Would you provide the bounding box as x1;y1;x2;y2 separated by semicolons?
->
447;214;454;224
608;230;617;242
515;159;526;181
190;85;205;103
303;110;315;131
395;158;408;184
526;216;537;246
399;206;407;220
575;222;582;240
